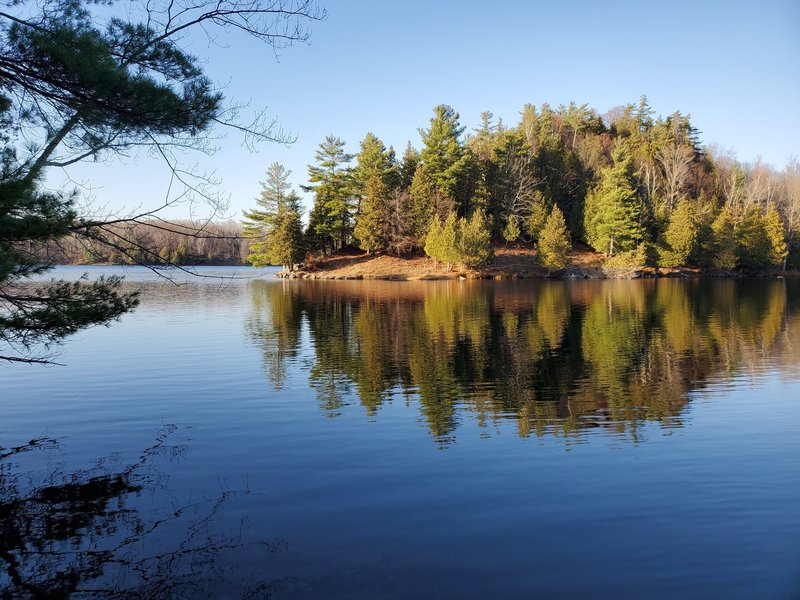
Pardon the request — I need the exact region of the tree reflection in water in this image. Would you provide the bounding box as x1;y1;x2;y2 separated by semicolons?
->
0;427;284;598
246;279;800;444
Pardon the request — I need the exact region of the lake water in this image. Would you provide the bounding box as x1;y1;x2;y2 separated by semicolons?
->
2;267;799;598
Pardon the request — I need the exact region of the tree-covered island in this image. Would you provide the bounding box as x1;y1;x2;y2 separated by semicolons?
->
244;100;798;278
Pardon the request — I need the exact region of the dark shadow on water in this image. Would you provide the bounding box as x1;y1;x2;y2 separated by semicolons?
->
0;428;286;598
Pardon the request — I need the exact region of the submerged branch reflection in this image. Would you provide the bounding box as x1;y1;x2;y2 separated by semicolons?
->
246;279;800;444
0;428;285;598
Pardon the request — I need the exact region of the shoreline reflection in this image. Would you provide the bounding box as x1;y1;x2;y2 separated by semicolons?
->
247;279;799;443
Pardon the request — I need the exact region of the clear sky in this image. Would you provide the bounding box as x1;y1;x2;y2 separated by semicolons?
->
55;0;800;221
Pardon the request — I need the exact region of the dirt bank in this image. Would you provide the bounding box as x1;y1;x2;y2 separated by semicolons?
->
276;244;719;281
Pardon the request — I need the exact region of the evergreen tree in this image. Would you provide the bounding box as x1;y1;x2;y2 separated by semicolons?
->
764;206;787;268
735;206;771;268
303;135;355;253
0;161;139;363
424;212;460;271
439;212;461;271
242;162;292;265
661;198;699;267
409;105;472;243
408;169;439;244
304;201;330;257
353;133;396;253
525;192;551;242
424;215;443;266
538;206;571;270
709;207;737;269
502;217;521;243
458;210;494;268
584;141;643;256
417;105;470;200
399;143;420;190
243;164;304;270
268;193;305;270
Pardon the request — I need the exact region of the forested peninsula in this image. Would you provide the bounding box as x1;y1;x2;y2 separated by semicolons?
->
47;98;799;278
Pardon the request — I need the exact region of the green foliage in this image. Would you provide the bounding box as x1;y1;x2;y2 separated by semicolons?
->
424;210;492;270
438;212;461;269
399;143;421;190
408;170;440;245
423;215;442;264
538;206;571;270
458;209;493;268
303;136;355;253
603;243;649;268
243;163;304;270
660;199;699;267
709;207;737;269
584;142;643;256
0;0;322;362
502;217;521;243
763;206;787;268
409;105;473;241
0;149;139;363
417;105;471;202
353;133;396;253
267;195;305;270
735;206;772;269
524;193;551;242
424;212;459;270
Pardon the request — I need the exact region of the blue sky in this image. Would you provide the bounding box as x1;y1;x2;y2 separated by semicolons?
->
55;0;800;220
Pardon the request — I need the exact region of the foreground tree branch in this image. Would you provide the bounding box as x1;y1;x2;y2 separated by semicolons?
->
0;0;325;363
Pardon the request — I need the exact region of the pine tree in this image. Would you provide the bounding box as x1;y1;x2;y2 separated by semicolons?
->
408;170;439;244
439;212;461;271
458;210;494;268
502;217;521;243
399;143;420;190
304;201;329;257
538;206;571;270
525;192;551;241
710;207;737;269
268;192;305;270
735;206;771;268
417;105;469;200
424;212;462;271
304;135;355;253
424;215;443;266
0;161;139;363
243;162;292;266
353;133;396;253
243;165;304;270
764;206;787;268
661;198;699;267
584;141;643;256
409;105;472;243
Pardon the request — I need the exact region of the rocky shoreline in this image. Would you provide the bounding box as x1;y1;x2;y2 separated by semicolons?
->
275;264;743;281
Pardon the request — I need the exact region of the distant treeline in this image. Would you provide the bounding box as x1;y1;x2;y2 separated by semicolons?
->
34;220;249;266
245;97;800;271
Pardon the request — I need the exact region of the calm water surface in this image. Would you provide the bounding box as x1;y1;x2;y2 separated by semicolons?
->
2;266;799;598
